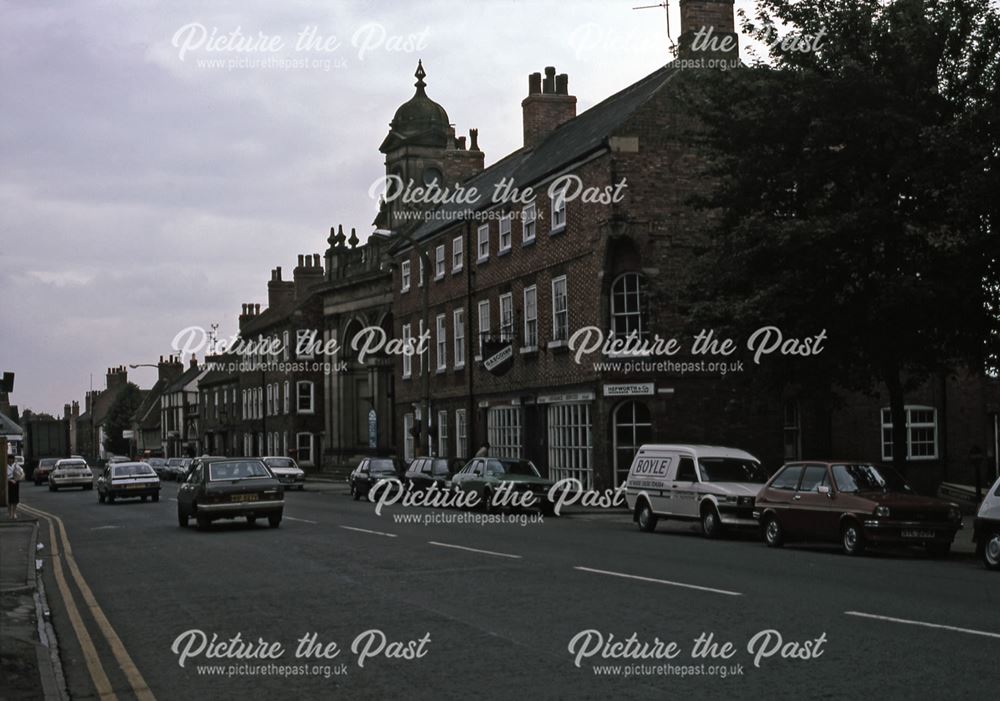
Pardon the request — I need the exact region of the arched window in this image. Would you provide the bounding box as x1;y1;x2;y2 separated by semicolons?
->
611;273;646;340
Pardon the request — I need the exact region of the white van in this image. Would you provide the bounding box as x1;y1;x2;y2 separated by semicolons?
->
624;444;768;538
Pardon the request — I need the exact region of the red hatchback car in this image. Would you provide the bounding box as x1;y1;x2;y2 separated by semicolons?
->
754;461;962;556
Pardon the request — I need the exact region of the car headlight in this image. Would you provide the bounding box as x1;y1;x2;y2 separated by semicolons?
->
875;506;890;518
722;495;739;503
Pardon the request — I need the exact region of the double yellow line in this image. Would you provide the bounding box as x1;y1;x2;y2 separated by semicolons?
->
23;503;156;701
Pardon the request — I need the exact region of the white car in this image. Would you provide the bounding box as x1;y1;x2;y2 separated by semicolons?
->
624;444;768;538
262;456;305;490
49;458;94;491
974;475;1000;570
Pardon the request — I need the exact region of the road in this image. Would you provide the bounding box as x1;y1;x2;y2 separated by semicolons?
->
17;480;1000;700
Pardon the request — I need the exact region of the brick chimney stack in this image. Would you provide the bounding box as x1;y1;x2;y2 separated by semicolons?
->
157;355;184;384
268;266;296;310
106;365;128;390
522;66;576;149
293;253;324;301
677;0;738;60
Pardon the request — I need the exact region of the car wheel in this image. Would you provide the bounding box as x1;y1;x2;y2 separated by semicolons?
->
701;504;724;539
34;478;40;486
247;516;257;526
98;491;106;504
196;514;211;530
636;501;658;533
982;530;1000;571
268;513;282;528
351;485;359;501
108;493;115;504
152;494;159;503
841;521;866;556
763;514;785;548
481;489;494;512
141;495;147;503
298;485;304;491
541;500;556;517
178;509;188;528
49;484;56;492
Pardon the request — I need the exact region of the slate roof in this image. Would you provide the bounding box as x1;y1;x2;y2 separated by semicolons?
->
399;62;680;247
133;379;166;430
0;411;22;437
163;364;203;395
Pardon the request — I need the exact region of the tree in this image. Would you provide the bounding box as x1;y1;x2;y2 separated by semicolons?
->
103;383;143;457
677;0;1000;472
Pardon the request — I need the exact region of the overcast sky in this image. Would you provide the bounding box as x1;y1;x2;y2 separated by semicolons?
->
1;0;758;414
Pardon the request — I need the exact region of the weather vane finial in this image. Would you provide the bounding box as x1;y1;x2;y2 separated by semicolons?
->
414;59;427;91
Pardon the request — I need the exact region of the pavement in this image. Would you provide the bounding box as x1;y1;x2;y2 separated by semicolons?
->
2;481;997;700
0;516;67;701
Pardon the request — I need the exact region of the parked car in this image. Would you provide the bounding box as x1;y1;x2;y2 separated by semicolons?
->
349;457;404;501
624;445;766;537
166;457;193;481
974;475;1000;570
106;455;129;464
262;456;305;490
450;457;556;515
177;458;284;529
147;457;169;479
34;457;59;485
404;457;456;492
754;461;962;556
48;458;94;491
97;462;161;504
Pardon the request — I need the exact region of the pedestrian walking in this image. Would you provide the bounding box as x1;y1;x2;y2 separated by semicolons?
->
6;455;25;519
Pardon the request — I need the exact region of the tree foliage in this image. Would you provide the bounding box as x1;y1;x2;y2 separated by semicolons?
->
103;382;143;457
677;0;1000;470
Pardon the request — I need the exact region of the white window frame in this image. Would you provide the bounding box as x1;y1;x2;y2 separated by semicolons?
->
499;293;513;341
453;308;465;368
551;275;568;342
400;260;411;292
547;402;592;489
499;215;512;253
282;330;290;360
477;300;490;358
438;409;449;458
418;257;425;287
419;318;427;374
435;245;445;280
477;223;490;263
488;406;522;459
610;272;646;340
522;202;536;243
523;285;538;349
551;182;567;231
296;432;314;466
435;313;447;371
402;323;412;378
403;413;414;462
296;329;315;359
283;381;290;414
452;236;463;272
296;381;315;414
881;405;939;461
266;384;273;416
456;409;467;459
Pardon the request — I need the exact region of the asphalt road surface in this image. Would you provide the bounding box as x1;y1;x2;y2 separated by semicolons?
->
18;481;1000;700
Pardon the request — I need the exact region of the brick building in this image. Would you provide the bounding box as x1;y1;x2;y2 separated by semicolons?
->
379;0;999;493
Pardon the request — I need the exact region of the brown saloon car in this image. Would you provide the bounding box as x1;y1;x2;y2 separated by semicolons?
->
177;458;284;530
754;461;962;556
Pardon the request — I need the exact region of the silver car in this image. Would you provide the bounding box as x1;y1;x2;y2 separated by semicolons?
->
49;458;94;491
974;476;1000;570
262;456;305;490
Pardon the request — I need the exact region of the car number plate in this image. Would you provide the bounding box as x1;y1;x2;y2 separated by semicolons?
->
901;529;934;538
127;483;146;489
231;494;259;503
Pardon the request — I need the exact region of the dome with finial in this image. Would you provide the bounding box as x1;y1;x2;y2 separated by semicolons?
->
380;60;450;152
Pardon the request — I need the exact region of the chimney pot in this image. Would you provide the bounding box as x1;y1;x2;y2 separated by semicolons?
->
470;128;479;151
254;303;260;315
298;254;305;267
528;72;542;95
543;66;556;93
556;73;568;95
276;266;282;280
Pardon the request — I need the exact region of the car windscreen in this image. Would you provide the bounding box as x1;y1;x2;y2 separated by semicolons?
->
57;461;87;469
266;458;295;468
167;458;182;466
40;459;57;467
832;464;910;493
368;459;398;475
148;458;165;466
501;460;541;477
209;461;270;481
698;458;767;483
113;464;155;477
